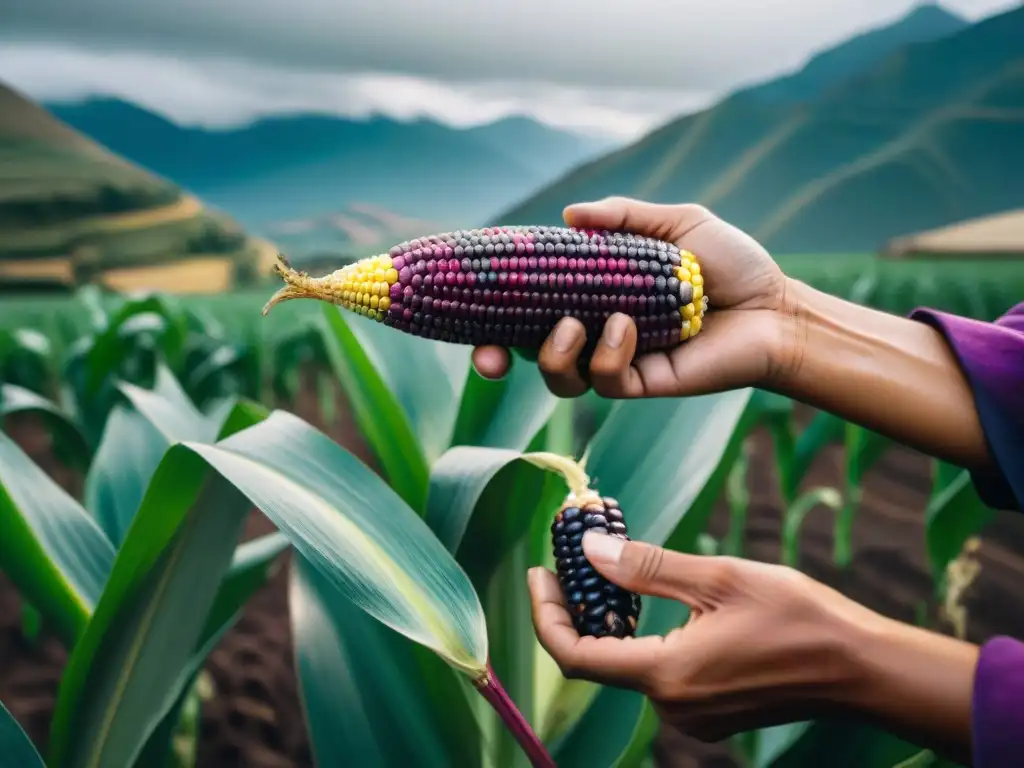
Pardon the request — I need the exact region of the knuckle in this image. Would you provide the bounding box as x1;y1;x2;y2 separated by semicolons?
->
705;558;740;595
632;543;666;587
677;202;714;220
602;195;633;207
588;352;624;381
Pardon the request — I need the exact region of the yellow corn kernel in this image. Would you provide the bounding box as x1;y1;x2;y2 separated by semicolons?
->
385;268;399;284
370;295;380;309
690;262;701;276
380;256;393;270
692;274;704;287
682;302;696;320
691;315;702;334
373;268;387;283
680;320;691;340
693;284;703;302
379;297;391;312
676;268;691;282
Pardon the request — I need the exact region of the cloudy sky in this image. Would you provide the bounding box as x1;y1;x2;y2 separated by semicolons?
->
0;0;1017;139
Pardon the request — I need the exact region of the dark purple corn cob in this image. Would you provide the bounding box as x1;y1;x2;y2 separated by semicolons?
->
551;496;642;638
262;225;708;356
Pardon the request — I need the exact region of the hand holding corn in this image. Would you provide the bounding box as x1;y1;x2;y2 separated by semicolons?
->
527;535;977;762
471;197;790;399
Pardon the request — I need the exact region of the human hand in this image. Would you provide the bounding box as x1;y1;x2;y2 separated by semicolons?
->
472;197;790;398
528;533;977;758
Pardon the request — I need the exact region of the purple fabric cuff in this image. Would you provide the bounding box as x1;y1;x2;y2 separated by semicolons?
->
909;303;1024;767
972;636;1024;767
908;303;1024;512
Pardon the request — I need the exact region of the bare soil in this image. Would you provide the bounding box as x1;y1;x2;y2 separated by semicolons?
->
3;383;1023;768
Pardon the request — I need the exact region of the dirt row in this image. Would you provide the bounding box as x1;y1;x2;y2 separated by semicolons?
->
2;385;1023;767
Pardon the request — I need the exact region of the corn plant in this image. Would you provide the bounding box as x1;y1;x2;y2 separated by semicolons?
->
0;366;289;767
0;277;994;767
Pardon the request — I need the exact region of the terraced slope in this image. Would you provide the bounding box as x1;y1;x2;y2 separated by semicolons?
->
496;5;1024;254
0;83;270;292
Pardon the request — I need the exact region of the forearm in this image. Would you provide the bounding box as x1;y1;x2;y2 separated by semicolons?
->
768;278;993;471
840;617;978;765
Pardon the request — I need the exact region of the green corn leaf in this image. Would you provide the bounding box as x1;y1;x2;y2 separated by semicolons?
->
483;539;539;768
290;554;481;768
931;459;963;496
48;388;269;768
925;468;994;590
132;362;215;442
342;309;472;464
790;411;846;498
425;437;562;766
549;388;756;768
318;304;429;510
781;487;844;569
84;405;168;546
133;532;290;768
608;699;660;768
0;429;115;646
0;699;45;768
183;344;241;403
74;285;110;333
425;446;560;574
84;295;188;396
844;422;891;488
84;362;220;545
0;383;91;470
198;531;290;649
183;409;488;676
450;360;558;451
745;722;814;768
270;324;321;403
765;720;941;768
0;327;52;394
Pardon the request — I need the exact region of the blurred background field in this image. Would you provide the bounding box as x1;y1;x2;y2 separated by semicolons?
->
2;2;1024;767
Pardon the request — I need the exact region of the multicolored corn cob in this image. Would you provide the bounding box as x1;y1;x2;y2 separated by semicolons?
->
262;225;709;354
551;495;641;638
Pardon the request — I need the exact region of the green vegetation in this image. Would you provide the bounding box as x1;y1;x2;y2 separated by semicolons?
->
0;84;268;292
497;5;1024;253
0;250;1007;766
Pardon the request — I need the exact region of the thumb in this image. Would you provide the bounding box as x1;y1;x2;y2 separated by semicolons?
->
563;197;712;244
581;532;731;605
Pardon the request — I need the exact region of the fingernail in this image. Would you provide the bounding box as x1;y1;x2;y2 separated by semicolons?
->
582;532;624;565
552;321;580;353
602;314;628;349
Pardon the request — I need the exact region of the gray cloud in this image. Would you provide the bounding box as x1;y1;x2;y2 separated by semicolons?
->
3;0;1016;91
0;1;1017;138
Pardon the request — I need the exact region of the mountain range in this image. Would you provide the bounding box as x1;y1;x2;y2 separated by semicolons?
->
496;3;1024;253
8;0;1023;270
44;100;615;249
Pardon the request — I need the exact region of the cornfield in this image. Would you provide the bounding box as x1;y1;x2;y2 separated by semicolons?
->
0;251;1013;768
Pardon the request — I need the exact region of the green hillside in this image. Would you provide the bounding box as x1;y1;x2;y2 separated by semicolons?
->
0;83;273;292
496;5;1024;254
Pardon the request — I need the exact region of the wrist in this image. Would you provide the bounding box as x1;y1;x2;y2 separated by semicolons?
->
839;616;978;762
760;276;810;393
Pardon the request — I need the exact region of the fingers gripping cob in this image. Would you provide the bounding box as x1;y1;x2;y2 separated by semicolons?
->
526;452;643;639
262;225;709;354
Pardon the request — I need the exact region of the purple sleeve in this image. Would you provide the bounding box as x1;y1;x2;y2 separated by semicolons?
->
908;302;1024;512
909;302;1024;768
